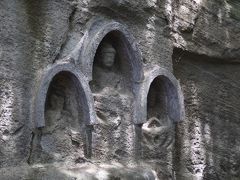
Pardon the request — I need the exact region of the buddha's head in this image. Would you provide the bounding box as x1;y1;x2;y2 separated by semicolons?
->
100;42;116;68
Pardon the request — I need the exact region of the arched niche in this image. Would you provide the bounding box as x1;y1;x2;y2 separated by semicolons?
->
75;19;144;161
74;18;145;125
88;30;137;128
32;62;96;128
31;62;96;162
74;18;144;84
136;66;185;160
90;31;134;94
134;66;185;124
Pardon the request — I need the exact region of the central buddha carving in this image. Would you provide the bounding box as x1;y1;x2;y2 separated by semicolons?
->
91;42;122;95
90;37;133;161
90;41;125;125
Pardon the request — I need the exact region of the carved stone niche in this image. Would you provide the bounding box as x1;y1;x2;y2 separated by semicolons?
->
77;18;144;161
30;62;96;164
90;35;130;95
134;66;185;158
90;33;138;161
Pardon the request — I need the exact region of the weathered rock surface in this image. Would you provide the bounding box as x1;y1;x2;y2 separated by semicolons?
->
0;0;240;179
173;51;240;180
0;162;158;180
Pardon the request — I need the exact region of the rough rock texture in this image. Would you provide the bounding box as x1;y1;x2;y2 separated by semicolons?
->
0;163;159;180
0;0;240;179
171;0;240;61
173;51;240;180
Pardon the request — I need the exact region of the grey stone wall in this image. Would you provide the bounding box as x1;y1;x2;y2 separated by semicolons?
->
0;0;239;179
173;51;240;180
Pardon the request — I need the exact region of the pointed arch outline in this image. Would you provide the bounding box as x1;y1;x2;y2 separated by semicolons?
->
32;61;97;128
134;66;185;124
71;18;144;83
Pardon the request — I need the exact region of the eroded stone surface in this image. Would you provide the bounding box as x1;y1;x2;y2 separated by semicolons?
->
0;0;240;179
30;72;87;164
173;51;240;180
0;162;158;180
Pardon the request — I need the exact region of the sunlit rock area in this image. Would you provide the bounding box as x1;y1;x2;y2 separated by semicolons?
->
0;0;239;179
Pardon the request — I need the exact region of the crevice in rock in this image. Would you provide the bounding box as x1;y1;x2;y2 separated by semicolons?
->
27;131;35;165
12;124;24;135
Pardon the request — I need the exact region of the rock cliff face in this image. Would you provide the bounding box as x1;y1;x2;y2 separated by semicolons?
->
0;0;239;179
173;51;240;180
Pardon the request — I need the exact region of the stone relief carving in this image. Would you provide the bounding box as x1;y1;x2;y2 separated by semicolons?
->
30;20;184;180
142;80;174;156
40;78;82;162
89;39;135;161
90;41;122;125
31;70;92;163
91;43;120;94
142;117;174;150
90;42;122;95
133;67;185;175
75;18;144;84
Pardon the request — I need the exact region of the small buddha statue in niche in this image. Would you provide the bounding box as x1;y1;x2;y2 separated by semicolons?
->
44;93;64;131
90;42;128;126
44;87;73;133
91;42;122;95
147;85;170;122
143;87;174;149
40;89;83;162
